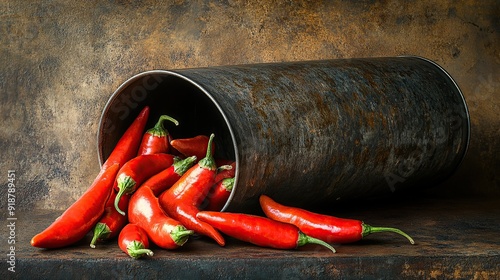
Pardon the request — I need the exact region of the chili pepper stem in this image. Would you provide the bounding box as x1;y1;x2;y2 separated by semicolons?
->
90;223;112;248
115;175;136;216
173;156;197;174
362;223;415;244
198;134;216;170
221;178;235;191
217;165;233;173
297;232;336;254
149;115;179;137
171;225;195;246
127;240;154;259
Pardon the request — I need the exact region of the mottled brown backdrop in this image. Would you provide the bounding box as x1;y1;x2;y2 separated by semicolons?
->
1;0;498;210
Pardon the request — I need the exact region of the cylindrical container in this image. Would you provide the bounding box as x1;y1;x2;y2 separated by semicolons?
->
98;57;470;212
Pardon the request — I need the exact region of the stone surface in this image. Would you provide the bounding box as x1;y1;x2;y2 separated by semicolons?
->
1;1;499;210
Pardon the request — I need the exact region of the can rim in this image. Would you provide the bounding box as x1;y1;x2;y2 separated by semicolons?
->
97;70;240;212
399;55;471;171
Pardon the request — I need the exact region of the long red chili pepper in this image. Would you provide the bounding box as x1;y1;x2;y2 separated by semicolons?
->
205;177;234;211
259;195;415;245
118;223;154;259
102;106;150;170
90;190;130;248
141;156;197;196
196;211;336;253
31;164;120;249
170;134;215;160
114;153;176;215
137;115;179;156
128;185;193;249
159;134;225;246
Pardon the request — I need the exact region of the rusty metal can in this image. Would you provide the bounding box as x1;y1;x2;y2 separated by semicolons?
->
98;57;470;212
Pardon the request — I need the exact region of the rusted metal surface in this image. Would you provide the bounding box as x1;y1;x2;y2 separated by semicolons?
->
98;57;469;212
11;195;500;279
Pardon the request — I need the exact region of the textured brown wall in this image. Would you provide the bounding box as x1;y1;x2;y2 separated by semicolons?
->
1;0;498;211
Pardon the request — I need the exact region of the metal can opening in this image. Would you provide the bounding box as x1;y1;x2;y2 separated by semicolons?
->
98;58;470;213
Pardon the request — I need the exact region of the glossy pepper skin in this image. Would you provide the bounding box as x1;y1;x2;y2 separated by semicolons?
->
113;153;176;215
102;106;150;170
141;156;197;196
159;134;225;246
90;190;130;248
118;223;154;259
128;185;193;250
259;195;415;245
205;177;234;211
170;134;215;160
137;115;179;156
196;211;336;253
31;164;120;249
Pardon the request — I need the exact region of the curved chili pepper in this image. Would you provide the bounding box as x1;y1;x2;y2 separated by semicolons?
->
31;164;120;249
159;134;225;246
196;211;336;253
137;115;179;156
170;134;215;160
114;153;176;215
128;185;193;249
102;106;150;170
141;156;197;196
90;190;130;248
118;223;154;259
259;195;415;245
205;177;234;211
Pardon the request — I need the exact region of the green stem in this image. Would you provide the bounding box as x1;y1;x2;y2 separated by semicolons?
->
115;174;136;216
170;225;195;246
221;178;235;191
198;133;216;170
148;115;179;137
217;165;233;173
173;156;197;176
90;222;112;248
127;240;154;259
297;232;336;254
362;223;415;244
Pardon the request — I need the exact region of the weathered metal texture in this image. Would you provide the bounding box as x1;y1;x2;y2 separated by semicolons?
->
98;57;469;212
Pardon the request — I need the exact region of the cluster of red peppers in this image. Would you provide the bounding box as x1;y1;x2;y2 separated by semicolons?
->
31;106;415;258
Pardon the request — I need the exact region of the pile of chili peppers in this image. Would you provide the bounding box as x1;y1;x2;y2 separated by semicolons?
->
31;106;415;258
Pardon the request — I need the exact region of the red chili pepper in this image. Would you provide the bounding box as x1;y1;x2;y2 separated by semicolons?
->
128;185;193;249
102;106;150;170
159;134;225;246
214;161;236;183
31;164;120;249
90;190;130;248
205;177;234;211
196;211;336;253
137;115;179;156
141;156;197;196
118;223;154;259
259;195;415;245
170;134;215;160
113;153;176;215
